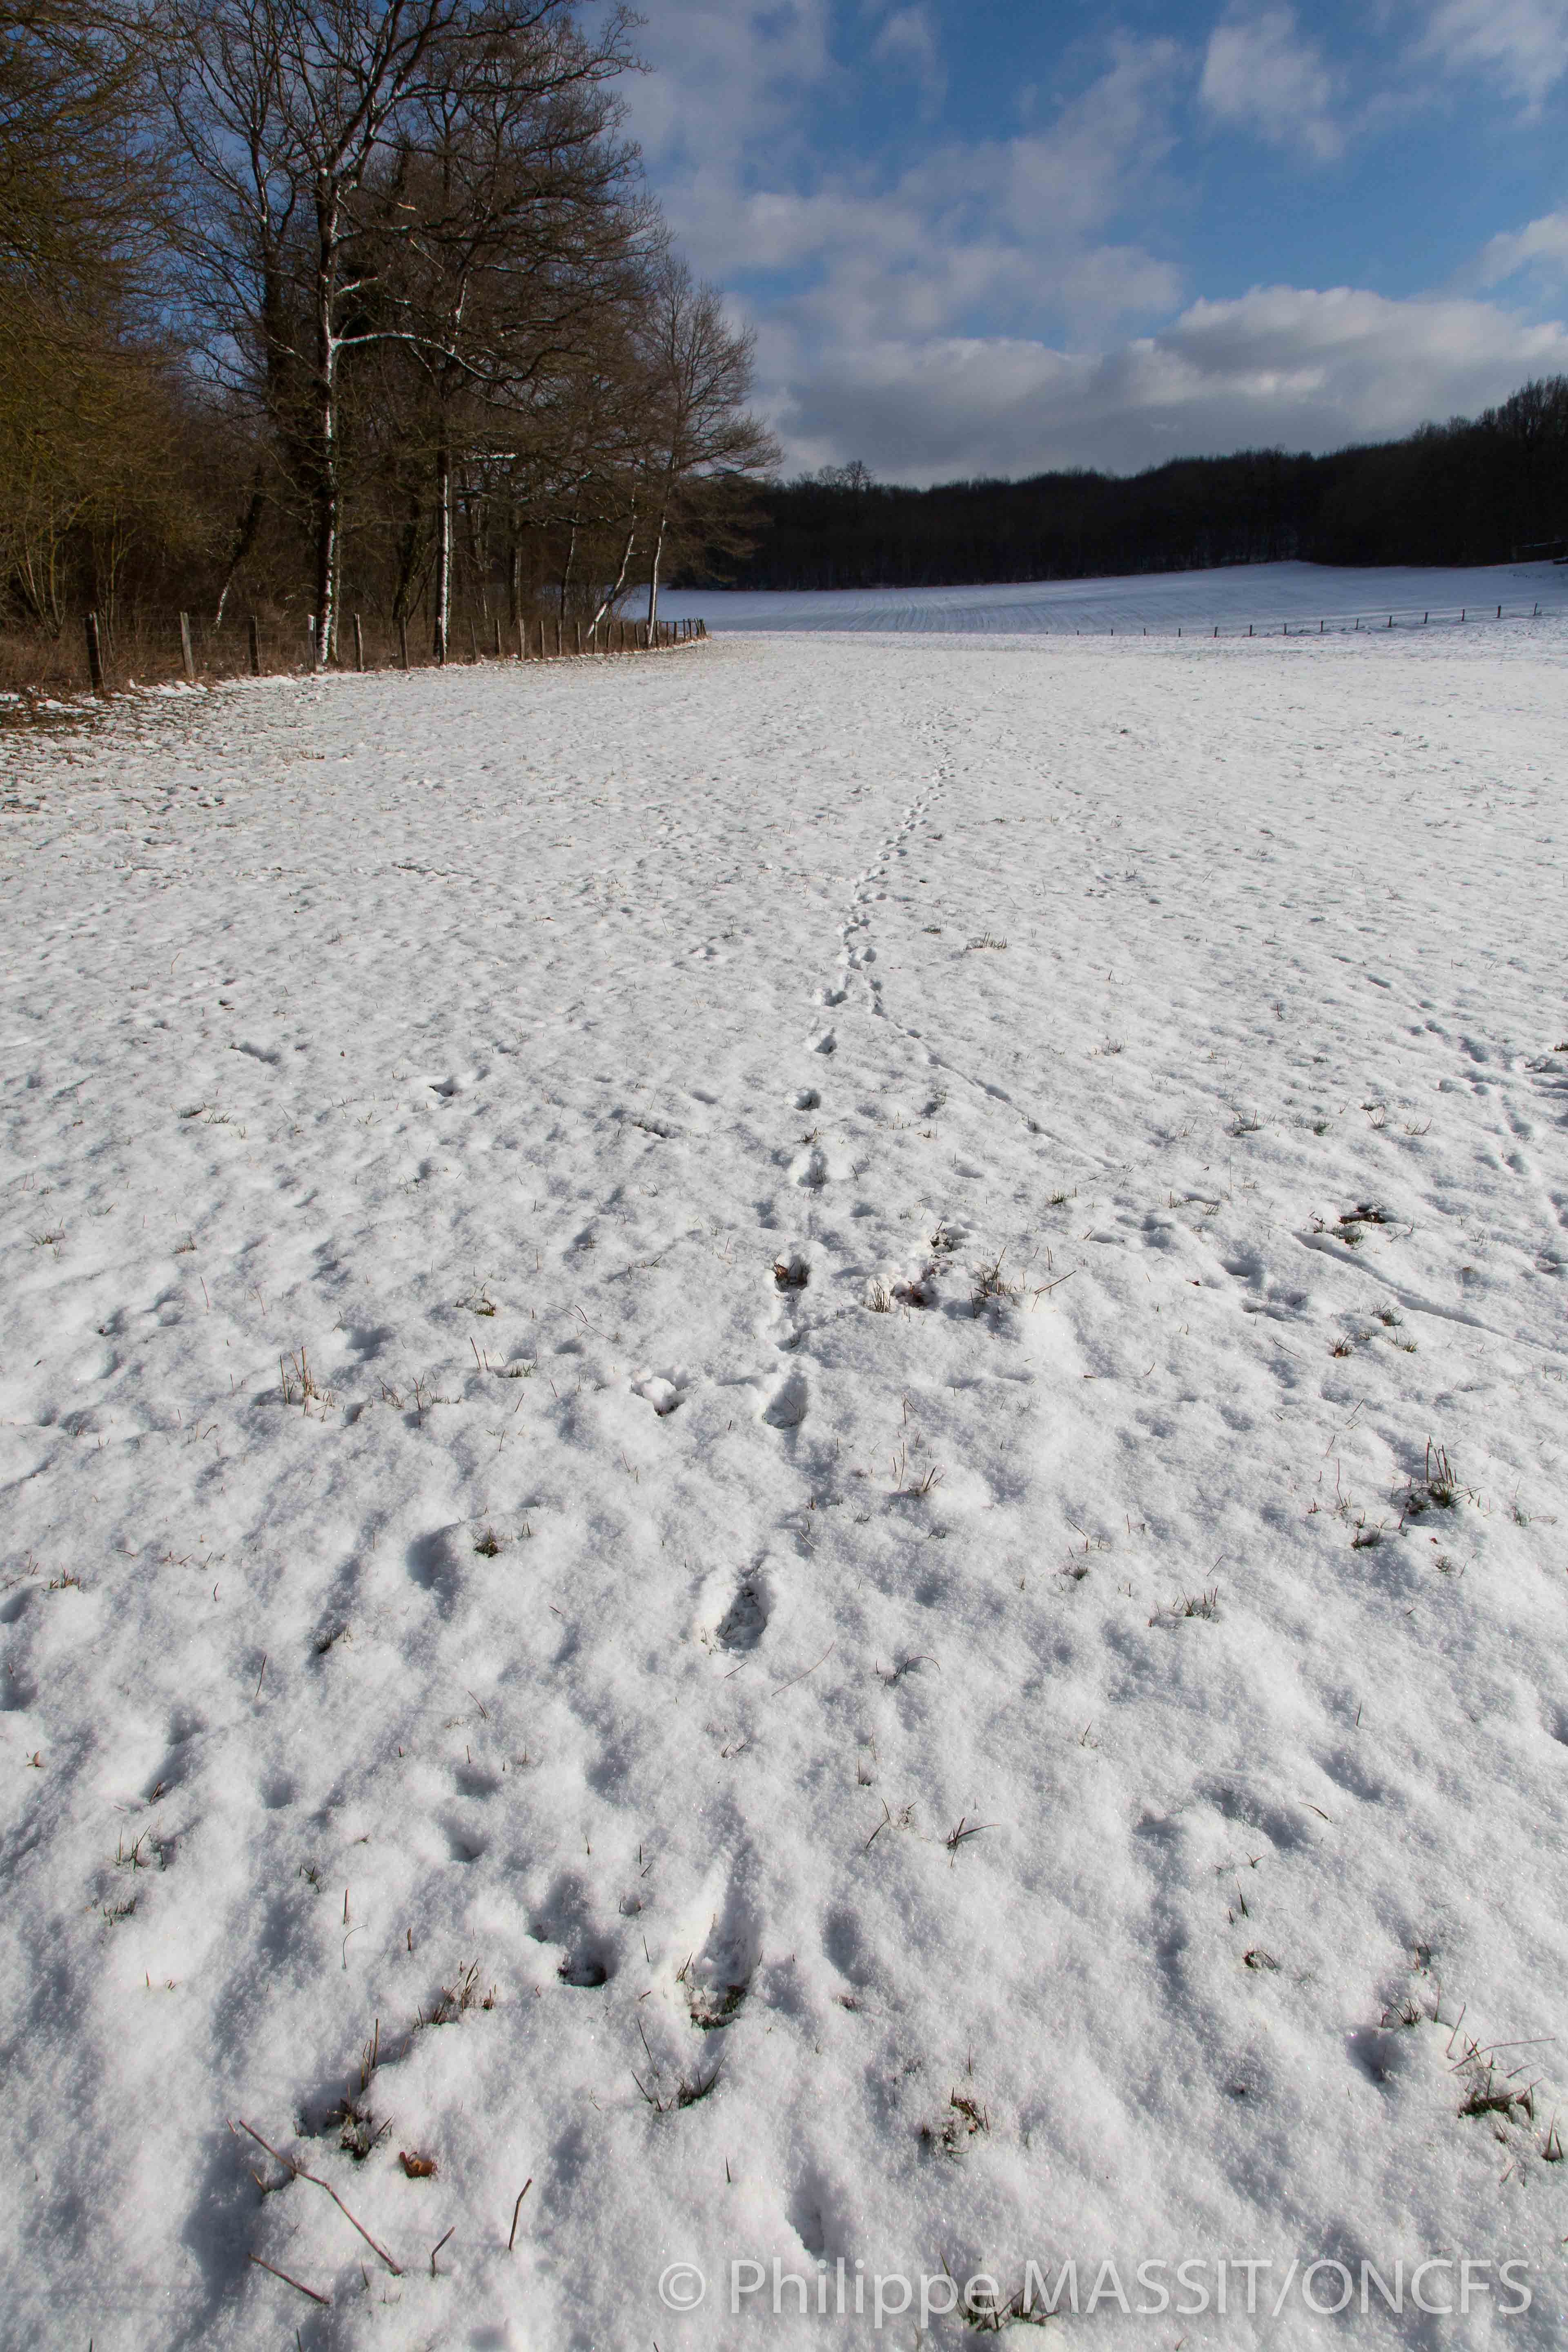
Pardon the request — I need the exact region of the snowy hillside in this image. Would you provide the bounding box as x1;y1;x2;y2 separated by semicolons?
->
3;614;1567;2348
662;555;1568;638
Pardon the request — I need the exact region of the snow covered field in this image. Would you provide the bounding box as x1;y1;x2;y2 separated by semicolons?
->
662;555;1568;639
3;614;1568;2349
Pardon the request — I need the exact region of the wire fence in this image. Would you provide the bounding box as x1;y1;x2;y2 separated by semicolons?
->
1109;600;1548;641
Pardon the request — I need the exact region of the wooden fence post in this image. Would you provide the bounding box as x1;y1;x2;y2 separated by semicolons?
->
180;611;196;683
84;611;105;693
307;615;318;672
398;617;410;672
575;621;582;656
537;617;546;659
247;613;261;675
354;613;365;669
494;615;502;657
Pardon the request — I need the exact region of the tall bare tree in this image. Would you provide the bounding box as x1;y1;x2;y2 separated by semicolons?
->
152;0;639;658
364;8;653;655
635;255;777;633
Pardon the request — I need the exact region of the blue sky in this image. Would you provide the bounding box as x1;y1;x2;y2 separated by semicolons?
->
619;0;1568;481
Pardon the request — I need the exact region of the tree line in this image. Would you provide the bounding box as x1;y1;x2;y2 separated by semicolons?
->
0;0;776;676
702;381;1568;594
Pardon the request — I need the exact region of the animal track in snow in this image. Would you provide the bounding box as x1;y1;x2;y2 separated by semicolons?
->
675;1866;762;2031
530;1875;616;1987
688;1909;758;2029
762;1366;808;1428
633;1366;692;1415
716;1574;771;1653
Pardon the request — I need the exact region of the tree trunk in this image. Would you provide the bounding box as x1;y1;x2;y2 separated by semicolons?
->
311;187;341;662
592;515;637;634
560;519;578;619
433;430;452;662
507;494;523;627
214;466;267;626
392;486;424;625
646;503;667;633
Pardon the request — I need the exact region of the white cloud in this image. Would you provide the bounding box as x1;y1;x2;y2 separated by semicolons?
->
868;4;946;115
622;4;1568;486
997;38;1185;238
626;0;837;180
1199;7;1341;159
658;35;1186;353
768;285;1568;481
1477;208;1568;285
1420;0;1568;108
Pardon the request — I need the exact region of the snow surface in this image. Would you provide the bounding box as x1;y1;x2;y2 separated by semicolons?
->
661;556;1568;638
3;615;1568;2350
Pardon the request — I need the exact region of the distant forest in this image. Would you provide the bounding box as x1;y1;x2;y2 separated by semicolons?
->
693;376;1568;591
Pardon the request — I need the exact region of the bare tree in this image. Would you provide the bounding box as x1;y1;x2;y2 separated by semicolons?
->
152;0;639;658
365;9;653;655
635;256;777;633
